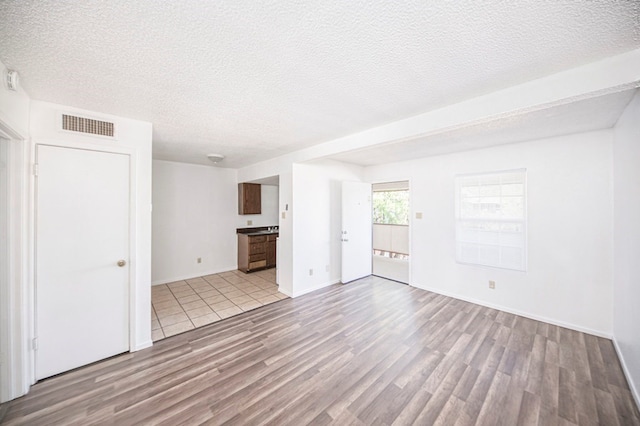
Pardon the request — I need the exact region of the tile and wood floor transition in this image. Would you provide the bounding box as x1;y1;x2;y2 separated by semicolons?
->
152;269;287;340
3;276;639;425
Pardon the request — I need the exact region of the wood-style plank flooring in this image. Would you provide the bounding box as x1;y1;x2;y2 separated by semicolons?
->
3;276;639;425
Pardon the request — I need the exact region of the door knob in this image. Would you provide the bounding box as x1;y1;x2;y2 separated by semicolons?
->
117;260;126;267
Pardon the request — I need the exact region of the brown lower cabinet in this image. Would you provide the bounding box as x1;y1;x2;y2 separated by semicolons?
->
238;233;278;273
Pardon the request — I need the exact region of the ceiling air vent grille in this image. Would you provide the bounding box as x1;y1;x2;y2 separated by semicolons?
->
62;114;115;137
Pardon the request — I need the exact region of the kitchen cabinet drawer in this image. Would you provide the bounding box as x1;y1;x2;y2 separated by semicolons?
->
249;253;266;262
238;231;278;273
249;260;267;270
249;243;266;255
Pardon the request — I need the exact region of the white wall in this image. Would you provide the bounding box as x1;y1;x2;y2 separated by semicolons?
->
277;172;293;295
0;62;30;137
236;184;279;228
30;101;153;351
365;130;614;336
152;160;238;284
612;90;640;406
237;152;370;300
291;160;364;296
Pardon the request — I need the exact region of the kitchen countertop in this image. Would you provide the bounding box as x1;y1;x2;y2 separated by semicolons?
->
236;226;279;237
244;230;279;236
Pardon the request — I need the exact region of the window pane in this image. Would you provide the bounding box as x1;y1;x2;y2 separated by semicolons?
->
372;190;409;225
502;183;524;196
455;170;526;271
500;197;524;218
479;184;500;196
461;185;480;198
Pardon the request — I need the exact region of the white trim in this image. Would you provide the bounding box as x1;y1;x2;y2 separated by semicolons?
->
292;279;340;298
415;282;612;339
369;177;412;285
0;124;30;402
151;266;239;286
612;338;640;412
277;285;293;298
31;138;141;376
0;110;28;141
125;148;137;353
27;137;36;387
408;179;413;288
132;340;153;352
0;135;10;403
34;138;134;156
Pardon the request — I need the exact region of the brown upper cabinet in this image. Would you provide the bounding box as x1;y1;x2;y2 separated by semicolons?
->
238;183;261;215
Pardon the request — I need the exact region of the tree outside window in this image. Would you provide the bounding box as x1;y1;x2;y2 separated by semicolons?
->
373;190;409;225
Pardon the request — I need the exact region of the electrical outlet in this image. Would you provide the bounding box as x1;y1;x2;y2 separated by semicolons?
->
489;280;496;289
416;212;423;219
281;212;286;219
309;269;313;276
197;257;202;264
247;220;253;226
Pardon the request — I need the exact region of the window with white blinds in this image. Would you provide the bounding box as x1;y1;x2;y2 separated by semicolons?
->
455;169;527;271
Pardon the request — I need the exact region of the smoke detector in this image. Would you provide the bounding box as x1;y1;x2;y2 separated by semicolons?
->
207;154;225;164
5;69;19;91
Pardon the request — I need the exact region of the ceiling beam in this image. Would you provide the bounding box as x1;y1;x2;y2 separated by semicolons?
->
239;48;640;180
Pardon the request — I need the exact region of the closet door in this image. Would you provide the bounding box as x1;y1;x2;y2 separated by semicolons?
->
35;144;130;379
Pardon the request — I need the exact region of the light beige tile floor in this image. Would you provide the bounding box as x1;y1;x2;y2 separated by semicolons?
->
151;268;287;341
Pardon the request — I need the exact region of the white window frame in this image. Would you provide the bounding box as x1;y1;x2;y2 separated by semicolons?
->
455;169;527;271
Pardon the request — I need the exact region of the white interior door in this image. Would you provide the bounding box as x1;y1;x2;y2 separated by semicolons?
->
36;145;130;380
341;181;372;283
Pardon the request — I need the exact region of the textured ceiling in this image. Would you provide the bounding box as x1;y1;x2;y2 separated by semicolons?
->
328;90;637;166
1;1;639;168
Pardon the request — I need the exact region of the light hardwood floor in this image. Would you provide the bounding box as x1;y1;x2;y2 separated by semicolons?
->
2;276;639;425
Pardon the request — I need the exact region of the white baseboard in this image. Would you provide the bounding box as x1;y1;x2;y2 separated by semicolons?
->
612;337;640;412
278;286;293;297
414;283;612;339
151;266;238;286
132;339;153;352
291;279;340;298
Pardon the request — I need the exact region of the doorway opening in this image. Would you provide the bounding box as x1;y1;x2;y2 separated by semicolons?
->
372;181;409;284
0;129;29;402
0;137;9;402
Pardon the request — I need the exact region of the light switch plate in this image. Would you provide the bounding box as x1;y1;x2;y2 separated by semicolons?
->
416;212;423;219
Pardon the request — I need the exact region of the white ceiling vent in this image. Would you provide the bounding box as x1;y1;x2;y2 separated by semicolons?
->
61;114;115;137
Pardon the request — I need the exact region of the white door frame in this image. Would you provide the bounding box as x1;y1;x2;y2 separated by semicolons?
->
370;177;412;286
22;138;137;394
0;117;143;400
34;144;133;379
0;121;30;402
